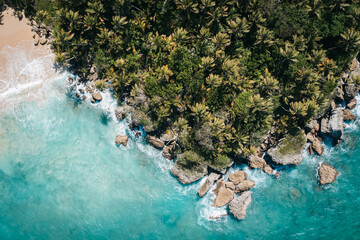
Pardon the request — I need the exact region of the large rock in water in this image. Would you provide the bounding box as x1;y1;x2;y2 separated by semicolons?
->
318;163;339;185
267;129;306;165
115;135;129;146
171;162;208;184
343;109;356;121
92;92;102;102
343;83;358;102
197;172;221;198
328;109;344;140
213;179;234;207
146;135;165;149
249;155;266;169
228;171;247;185
235;180;255;192
229;191;252;220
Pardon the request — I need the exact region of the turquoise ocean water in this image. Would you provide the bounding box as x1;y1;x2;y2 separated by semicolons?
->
0;42;359;240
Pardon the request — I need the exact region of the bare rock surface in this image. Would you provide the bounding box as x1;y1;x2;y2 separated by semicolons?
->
92;92;102;102
229;191;252;220
343;109;356;121
115;135;129;146
146;135;165;149
162;142;176;159
228;171;247;185
213;179;234;207
197;172;220;198
235;180;255;192
249;155;266;169
318;163;339;185
171;163;208;184
328;109;344;140
347;99;357;109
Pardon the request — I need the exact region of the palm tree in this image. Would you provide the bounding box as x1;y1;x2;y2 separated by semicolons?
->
112;16;128;32
303;0;323;19
340;28;360;52
280;42;299;63
307;49;326;65
212;32;231;50
226;16;250;39
254;27;274;49
329;0;350;12
191;103;210;123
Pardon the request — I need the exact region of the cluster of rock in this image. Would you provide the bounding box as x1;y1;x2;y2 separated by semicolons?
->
196;170;255;220
69;77;104;103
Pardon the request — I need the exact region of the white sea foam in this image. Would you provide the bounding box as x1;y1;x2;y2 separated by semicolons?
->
0;40;66;111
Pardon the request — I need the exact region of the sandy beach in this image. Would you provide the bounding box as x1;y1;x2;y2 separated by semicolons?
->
0;8;34;50
0;7;59;112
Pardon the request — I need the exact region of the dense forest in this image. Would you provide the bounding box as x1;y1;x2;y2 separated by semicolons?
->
2;0;360;172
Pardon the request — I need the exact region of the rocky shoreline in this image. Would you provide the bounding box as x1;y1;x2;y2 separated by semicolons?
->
66;56;360;221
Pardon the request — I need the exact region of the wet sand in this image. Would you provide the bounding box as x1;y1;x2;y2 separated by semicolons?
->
0;8;34;50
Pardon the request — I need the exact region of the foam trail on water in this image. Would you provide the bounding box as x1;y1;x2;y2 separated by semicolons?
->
0;41;65;111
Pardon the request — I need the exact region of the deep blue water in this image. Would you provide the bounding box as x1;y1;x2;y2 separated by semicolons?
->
0;42;359;240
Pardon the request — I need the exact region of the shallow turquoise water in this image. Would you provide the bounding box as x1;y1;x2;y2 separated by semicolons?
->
0;45;360;240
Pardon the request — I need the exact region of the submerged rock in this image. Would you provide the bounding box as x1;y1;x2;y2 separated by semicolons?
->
213;179;234;207
197;172;221;198
229;191;252;220
171;162;208;184
343;109;356;121
146;135;165;149
235;180;255;193
228;171;247;185
249;155;266;169
92;92;103;102
318;163;339;185
267;129;306;165
115;135;129;146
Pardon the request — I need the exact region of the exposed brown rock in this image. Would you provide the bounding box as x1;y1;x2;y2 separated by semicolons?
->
311;138;324;156
225;182;235;190
262;164;273;175
92;92;102;102
115;107;126;120
306;132;316;142
229;191;252;220
171;163;208;184
318;163;339;185
350;58;359;71
197;172;221;198
146;135;165;149
235;180;255;192
343;109;356;121
228;171;247;185
115;135;129;146
213;179;234;207
309;144;314;155
249;155;266;169
347;99;357;109
162;142;176;159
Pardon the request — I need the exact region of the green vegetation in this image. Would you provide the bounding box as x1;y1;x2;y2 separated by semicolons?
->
3;0;360;170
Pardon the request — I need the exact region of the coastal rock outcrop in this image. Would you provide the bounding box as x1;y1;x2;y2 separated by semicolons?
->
170;162;208;184
262;164;274;175
328;108;344;140
267;129;306;165
92;92;103;102
343;109;356;121
229;191;252;220
115;107;126;120
197;172;221;198
235;180;255;193
311;138;324;156
318;163;339;185
213;179;234;207
249;155;266;169
347;99;357;109
228;171;247;185
115;135;129;146
146;135;165;149
343;83;359;102
162;142;176;159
